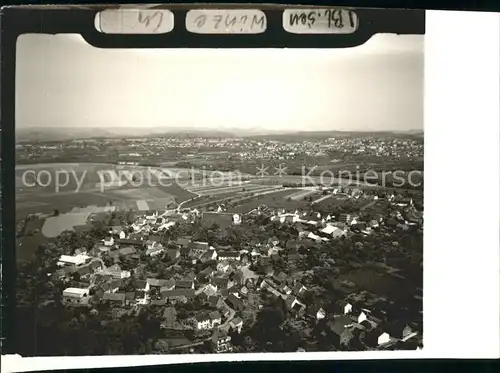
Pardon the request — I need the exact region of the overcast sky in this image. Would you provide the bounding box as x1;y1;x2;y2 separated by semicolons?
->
16;33;423;132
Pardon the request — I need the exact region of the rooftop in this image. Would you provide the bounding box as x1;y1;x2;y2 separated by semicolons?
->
63;287;89;297
209;310;222;320
230;317;243;326
195;313;210;322
161;289;195;298
102;293;125;302
329;316;354;336
218;251;240;258
147;278;172;287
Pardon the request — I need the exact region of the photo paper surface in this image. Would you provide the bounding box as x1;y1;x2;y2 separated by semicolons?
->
12;7;424;358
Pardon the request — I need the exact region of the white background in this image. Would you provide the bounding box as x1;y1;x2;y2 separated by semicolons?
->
2;9;500;373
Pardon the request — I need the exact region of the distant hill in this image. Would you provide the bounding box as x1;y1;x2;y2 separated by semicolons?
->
17;127;116;142
16;127;236;142
245;130;424;141
16;126;423;142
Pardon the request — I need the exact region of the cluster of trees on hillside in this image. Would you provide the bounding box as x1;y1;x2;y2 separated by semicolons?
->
16;300;167;356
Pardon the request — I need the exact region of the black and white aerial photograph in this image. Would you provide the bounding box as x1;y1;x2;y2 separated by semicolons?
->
14;31;424;356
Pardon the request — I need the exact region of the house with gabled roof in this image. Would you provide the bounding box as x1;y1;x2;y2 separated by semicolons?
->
217;251;241;261
150;299;166;306
226;293;244;311
147;278;174;290
285;295;306;315
125;292;136;306
159;278;176;292
89;260;103;272
101;278;122;293
209;310;222;328
364;329;392;347
292;283;307;296
76;265;92;279
176;280;194;290
115;238;144;247
146;242;164;257
217;261;231;274
199;266;215;279
308;302;327;320
135;279;149;292
102;264;130;279
212;330;233;353
55;265;76;279
353;310;368;324
195;313;213;330
190;241;209;251
207;295;223;309
229;317;243;334
385;322;414;341
109;246;138;260
321;224;345;238
103;237;114;247
211;277;233;290
161;289;195;302
176;237;191;248
101;292;126;305
200;248;218;263
328;316;354;347
335;300;353;315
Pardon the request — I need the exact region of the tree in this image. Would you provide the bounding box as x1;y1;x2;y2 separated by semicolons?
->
247;298;288;352
229;328;244;346
102;255;114;268
71;272;81;282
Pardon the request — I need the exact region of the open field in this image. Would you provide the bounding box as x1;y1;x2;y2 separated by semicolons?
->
311;194;333;204
181;185;282;210
311;195;375;214
226;189;311;213
186;182;280;195
184;182;245;194
181;192;237;209
15;163;197;219
164;168;254;182
107;186;174;200
287;189;319;201
16;185;194;219
16;163;181;193
250;175;356;187
188;183;269;196
248;174;422;192
16;192;112;218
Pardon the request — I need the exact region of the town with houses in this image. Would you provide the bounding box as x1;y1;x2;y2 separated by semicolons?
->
16;178;423;355
16;134;423;179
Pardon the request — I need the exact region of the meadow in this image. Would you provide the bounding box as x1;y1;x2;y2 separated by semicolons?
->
15;163;197;218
